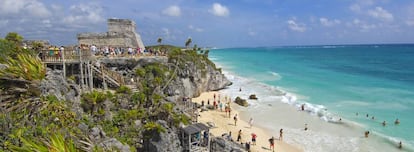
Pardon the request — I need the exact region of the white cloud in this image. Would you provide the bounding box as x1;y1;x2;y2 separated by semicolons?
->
209;3;229;17
188;25;204;32
162;5;181;17
406;20;414;26
405;4;414;26
0;0;50;18
319;18;341;27
63;3;104;25
287;20;306;32
367;7;394;22
349;4;361;13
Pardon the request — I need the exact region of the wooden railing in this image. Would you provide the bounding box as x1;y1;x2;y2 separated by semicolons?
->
90;64;125;87
99;64;125;86
38;48;92;63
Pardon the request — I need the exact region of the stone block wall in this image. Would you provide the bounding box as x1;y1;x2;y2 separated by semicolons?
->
77;18;145;50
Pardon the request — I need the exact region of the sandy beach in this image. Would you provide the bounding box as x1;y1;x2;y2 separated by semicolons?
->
192;91;302;152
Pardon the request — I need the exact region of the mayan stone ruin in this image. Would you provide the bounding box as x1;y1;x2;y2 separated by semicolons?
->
77;18;145;50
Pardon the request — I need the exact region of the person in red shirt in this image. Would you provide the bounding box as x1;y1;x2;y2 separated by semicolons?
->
251;133;257;145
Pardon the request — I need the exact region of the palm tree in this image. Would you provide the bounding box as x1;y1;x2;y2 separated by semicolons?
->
157;37;162;45
5;32;23;45
185;38;192;49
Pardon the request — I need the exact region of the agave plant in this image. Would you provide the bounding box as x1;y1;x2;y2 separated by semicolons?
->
8;132;77;152
0;53;46;81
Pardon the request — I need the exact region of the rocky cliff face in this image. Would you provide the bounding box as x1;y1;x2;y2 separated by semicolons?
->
164;58;231;98
99;55;232;99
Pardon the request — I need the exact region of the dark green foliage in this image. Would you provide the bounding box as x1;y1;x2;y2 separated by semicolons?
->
81;90;107;115
116;85;132;94
5;32;23;45
143;121;166;134
2;95;82;151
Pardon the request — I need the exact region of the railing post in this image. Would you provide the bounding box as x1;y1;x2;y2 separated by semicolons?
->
62;48;66;79
102;65;107;90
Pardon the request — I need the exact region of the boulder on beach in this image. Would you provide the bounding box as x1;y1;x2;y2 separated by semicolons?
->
249;94;258;100
234;96;248;107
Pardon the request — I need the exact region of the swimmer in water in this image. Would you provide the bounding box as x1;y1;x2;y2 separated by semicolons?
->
395;118;400;125
382;121;386;126
364;131;370;138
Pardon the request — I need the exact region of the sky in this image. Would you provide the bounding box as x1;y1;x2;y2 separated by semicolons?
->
1;0;414;48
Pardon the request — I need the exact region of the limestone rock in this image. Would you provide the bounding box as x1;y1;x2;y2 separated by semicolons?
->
100;138;131;152
146;120;182;152
210;137;246;152
234;96;248;107
249;94;258;100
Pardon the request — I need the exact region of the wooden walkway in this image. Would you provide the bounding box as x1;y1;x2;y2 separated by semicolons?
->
39;48;125;88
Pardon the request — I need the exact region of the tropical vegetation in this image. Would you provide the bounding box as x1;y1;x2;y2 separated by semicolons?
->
0;32;218;151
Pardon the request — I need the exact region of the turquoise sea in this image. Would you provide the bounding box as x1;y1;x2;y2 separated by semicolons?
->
208;44;414;152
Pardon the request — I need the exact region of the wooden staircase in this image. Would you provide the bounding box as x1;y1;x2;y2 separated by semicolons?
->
91;64;125;88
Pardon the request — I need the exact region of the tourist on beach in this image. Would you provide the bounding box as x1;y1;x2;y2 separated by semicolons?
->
279;129;283;141
365;131;370;138
201;100;204;107
301;104;305;111
245;142;251;152
251;133;257;145
239;87;242;92
398;141;402;149
382;121;387;126
219;102;223;112
213;100;217;110
304;123;308;131
269;136;275;152
207;99;210;105
214;93;216;100
227;131;232;141
249;118;253;128
234;114;238;126
395;118;400;125
237;129;242;142
229;107;232;118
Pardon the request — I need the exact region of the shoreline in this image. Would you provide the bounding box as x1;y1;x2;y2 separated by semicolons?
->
192;91;302;152
203;59;412;152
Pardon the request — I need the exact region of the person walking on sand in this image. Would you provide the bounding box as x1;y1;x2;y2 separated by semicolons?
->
269;136;275;152
219;102;223;112
229;107;232;118
237;129;242;142
233;114;238;126
251;133;257;145
304;123;308;131
398;141;402;149
249;118;253;128
279;129;283;141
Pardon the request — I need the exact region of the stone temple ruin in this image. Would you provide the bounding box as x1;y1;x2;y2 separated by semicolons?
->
77;18;145;50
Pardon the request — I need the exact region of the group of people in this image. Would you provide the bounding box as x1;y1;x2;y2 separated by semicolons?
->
209;92;286;152
83;44;165;57
358;112;403;149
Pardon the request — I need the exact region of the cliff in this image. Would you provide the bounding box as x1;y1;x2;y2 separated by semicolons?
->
0;48;232;151
98;53;232;99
